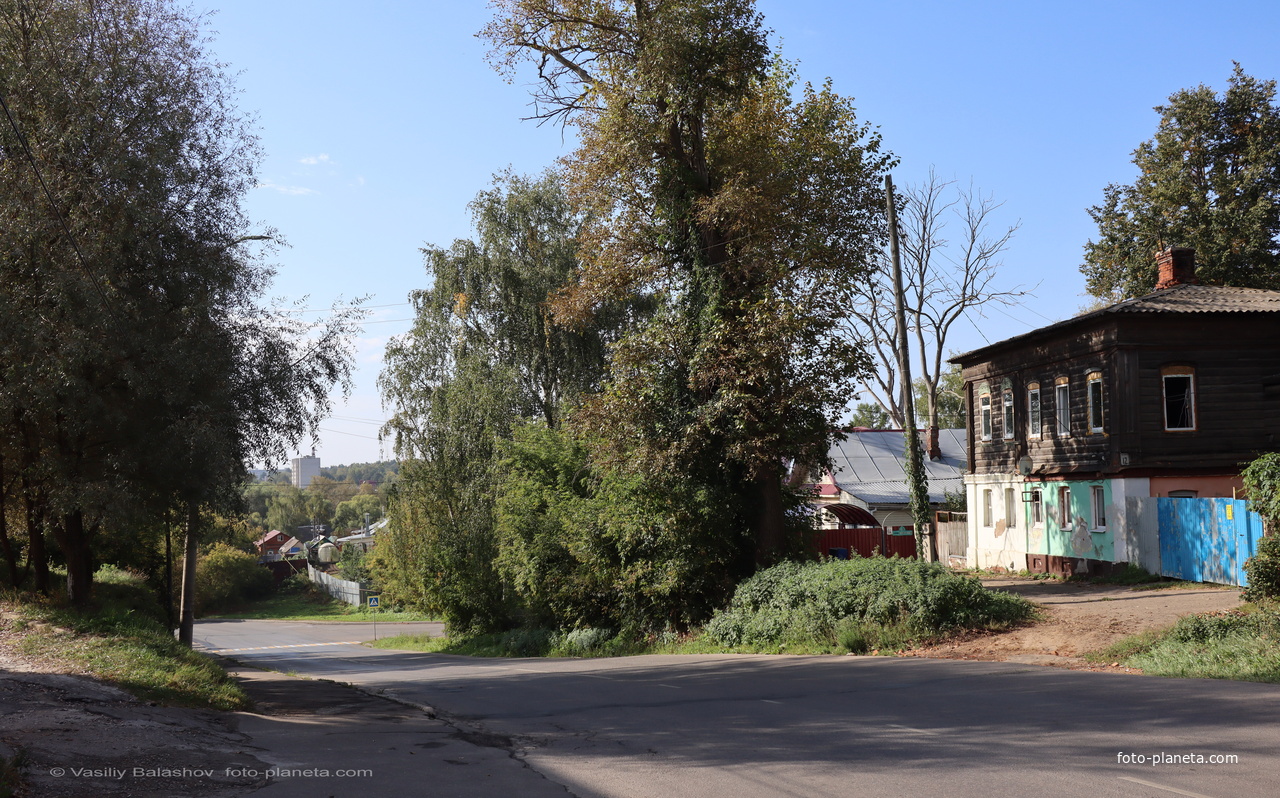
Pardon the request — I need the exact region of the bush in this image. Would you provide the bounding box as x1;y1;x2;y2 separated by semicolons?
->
1170;609;1280;643
1244;532;1280;603
194;543;273;615
705;557;1035;649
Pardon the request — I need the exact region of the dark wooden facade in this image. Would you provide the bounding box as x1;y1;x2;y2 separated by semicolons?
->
953;306;1280;481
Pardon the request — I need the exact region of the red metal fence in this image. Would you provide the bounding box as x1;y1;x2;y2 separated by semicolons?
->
815;527;917;559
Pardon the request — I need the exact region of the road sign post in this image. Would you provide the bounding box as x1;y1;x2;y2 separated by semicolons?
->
367;593;381;640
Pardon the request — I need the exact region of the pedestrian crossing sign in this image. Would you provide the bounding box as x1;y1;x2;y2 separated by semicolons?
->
367;595;380;609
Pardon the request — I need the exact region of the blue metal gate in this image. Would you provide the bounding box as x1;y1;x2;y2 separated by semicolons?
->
1157;498;1262;586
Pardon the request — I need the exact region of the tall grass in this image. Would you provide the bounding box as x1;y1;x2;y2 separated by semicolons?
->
1101;608;1280;683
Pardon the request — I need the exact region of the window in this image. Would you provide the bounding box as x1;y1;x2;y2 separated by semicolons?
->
1004;487;1017;528
1055;380;1070;436
980;395;992;441
982;489;993;527
1091;485;1106;529
1087;372;1104;433
1002;389;1015;439
1027;383;1041;439
1162;367;1196;431
1057;486;1071;527
1168;490;1198;499
1030;489;1044;525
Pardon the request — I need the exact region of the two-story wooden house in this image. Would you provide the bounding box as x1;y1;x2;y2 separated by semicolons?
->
951;248;1280;576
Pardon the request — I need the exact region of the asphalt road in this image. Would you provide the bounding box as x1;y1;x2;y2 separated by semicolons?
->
195;620;1280;798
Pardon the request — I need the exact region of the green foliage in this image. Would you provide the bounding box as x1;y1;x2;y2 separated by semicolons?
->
338;545;371;584
1243;452;1280;525
848;403;891;428
914;365;967;429
376;172;631;635
1242;452;1280;601
0;0;359;606
495;422;757;633
1082;64;1280;300
705;558;1034;648
332;494;384;533
193;543;273;615
486;1;892;565
1244;532;1280;602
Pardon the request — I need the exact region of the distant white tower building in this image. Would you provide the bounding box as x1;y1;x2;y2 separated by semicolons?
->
291;455;321;489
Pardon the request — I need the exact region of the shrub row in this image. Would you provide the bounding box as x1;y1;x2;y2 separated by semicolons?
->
705;557;1034;648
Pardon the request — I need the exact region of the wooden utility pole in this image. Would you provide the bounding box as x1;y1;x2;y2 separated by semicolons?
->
885;175;936;561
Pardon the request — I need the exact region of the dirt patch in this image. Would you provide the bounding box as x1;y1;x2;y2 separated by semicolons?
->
0;615;270;798
907;577;1244;670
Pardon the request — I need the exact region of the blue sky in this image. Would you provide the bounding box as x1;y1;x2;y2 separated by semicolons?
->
207;0;1280;467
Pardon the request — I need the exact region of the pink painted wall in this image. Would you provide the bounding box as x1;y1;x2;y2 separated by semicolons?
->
1149;475;1244;499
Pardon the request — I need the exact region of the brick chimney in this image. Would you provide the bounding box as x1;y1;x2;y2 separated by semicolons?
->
1155;247;1197;290
928;426;942;461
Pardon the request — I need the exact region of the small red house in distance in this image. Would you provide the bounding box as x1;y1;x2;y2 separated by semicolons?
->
254;530;290;560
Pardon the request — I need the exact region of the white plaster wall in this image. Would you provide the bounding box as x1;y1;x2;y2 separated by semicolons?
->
1108;477;1151;565
965;473;1027;572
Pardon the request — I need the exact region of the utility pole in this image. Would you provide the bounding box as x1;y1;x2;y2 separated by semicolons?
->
886;175;936;561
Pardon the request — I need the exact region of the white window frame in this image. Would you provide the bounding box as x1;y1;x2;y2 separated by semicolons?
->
1057;485;1071;528
1030;489;1044;525
983;489;993;527
1162;368;1196;431
1087;372;1104;434
980;395;992;441
1004;487;1017;528
1055;381;1070;437
1091;485;1107;530
1027;384;1041;439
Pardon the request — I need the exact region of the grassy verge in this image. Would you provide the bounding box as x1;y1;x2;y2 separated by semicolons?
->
205;590;437;623
1086;606;1280;682
1;567;251;711
371;628;912;658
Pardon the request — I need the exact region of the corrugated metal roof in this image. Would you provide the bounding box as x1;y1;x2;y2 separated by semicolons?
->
828;429;967;506
953;283;1280;364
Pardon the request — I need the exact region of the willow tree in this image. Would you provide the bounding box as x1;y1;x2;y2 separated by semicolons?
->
0;0;358;608
484;0;893;563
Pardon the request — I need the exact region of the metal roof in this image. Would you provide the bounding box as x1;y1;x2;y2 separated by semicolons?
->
952;283;1280;364
827;429;967;506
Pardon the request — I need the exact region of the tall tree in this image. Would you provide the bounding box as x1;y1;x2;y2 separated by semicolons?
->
850;171;1022;432
1082;64;1280;300
0;0;359;608
378;171;619;632
484;0;893;564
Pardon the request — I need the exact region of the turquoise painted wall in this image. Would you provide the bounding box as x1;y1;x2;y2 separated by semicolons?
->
1025;480;1114;562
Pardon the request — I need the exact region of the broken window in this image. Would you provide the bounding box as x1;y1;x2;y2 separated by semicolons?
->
1162;369;1196;431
